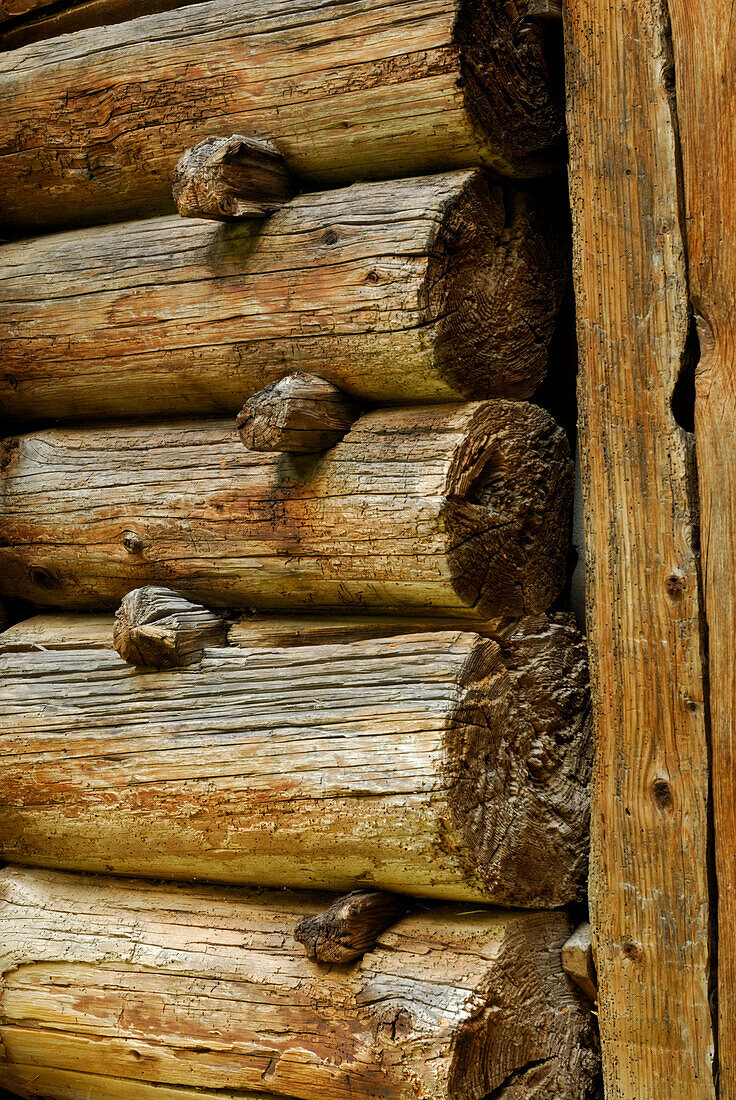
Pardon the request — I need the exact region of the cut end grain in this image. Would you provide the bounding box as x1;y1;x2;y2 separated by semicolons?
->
113;586;228;668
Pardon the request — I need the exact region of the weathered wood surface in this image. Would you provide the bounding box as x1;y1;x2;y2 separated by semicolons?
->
0;868;600;1100
0;0;564;232
565;1;716;1097
0;403;573;616
0;172;564;422
237;374;360;453
667;8;736;1095
294;891;409;963
173;135;298;221
113;587;228;668
0;628;591;905
0;0;193;51
562;922;597;1004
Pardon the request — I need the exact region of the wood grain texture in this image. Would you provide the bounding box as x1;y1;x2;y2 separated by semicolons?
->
0;628;591;905
0;0;203;51
0;0;564;233
172;135;298;221
113;586;228;668
564;0;716;1096
667;8;736;1095
237;374;360;453
0;172;565;422
294;891;409;963
0;867;600;1100
0;402;573;617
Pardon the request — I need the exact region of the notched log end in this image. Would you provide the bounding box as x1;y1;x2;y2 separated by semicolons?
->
455;0;565;175
444;400;573;619
173;134;299;221
113;585;228;668
427;173;566;401
294;891;409;964
562;922;598;1002
236;373;360;453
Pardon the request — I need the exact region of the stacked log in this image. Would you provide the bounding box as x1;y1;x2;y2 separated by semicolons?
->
0;867;600;1100
0;0;564;231
0;402;573;616
0;172;564;421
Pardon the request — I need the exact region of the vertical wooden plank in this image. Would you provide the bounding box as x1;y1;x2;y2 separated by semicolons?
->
564;2;716;1097
668;6;736;1095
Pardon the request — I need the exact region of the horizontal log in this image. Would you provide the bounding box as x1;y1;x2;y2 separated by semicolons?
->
0;628;591;905
0;402;573;616
0;172;565;422
0;867;600;1100
0;0;564;232
0;0;189;49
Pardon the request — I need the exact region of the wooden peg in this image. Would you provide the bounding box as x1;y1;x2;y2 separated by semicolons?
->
236;373;360;453
562;922;598;1002
113;586;228;669
173;134;298;221
294;891;409;964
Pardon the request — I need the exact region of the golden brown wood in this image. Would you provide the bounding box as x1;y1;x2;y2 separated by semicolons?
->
0;628;591;905
0;0;190;48
0;0;564;233
562;922;597;1004
0;867;600;1100
237;374;360;453
667;7;736;1094
172;135;298;221
564;0;716;1095
294;891;409;963
0;172;564;422
113;586;228;668
0;403;573;617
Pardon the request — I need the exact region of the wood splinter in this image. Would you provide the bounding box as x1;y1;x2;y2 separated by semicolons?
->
562;921;598;1002
237;373;360;453
294;891;410;963
113;586;228;668
172;134;298;221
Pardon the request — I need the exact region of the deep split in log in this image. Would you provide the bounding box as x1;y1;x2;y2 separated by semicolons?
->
237;374;360;452
294;891;410;963
0;867;601;1100
172;135;298;221
0;627;591;905
113;587;228;668
0;171;565;422
0;402;573;617
0;0;564;232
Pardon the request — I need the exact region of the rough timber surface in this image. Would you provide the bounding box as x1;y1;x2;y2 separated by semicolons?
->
565;0;716;1096
0;402;573;617
0;172;565;422
0;628;591;905
0;867;601;1100
0;0;564;231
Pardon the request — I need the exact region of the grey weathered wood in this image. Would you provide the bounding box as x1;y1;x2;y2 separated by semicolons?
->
294;891;409;963
113;586;228;668
173;135;298;221
0;867;600;1100
0;629;591;906
0;172;565;423
562;922;598;1002
237;374;360;452
0;0;564;232
0;403;573;618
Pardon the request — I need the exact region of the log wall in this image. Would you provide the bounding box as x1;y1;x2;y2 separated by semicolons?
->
0;172;564;422
0;867;600;1100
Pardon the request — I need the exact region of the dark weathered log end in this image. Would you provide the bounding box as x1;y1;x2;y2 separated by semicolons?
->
443;400;573;618
427;173;566;401
173;135;298;220
294;890;410;963
455;0;565;176
113;586;228;668
236;373;360;452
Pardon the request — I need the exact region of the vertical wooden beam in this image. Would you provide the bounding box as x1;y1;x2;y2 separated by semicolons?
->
564;2;716;1096
668;6;736;1094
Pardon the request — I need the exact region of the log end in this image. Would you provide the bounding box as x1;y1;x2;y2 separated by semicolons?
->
113;586;228;668
456;0;565;176
443;401;573;619
236;373;360;452
294;890;409;964
173;134;298;221
427;173;566;401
